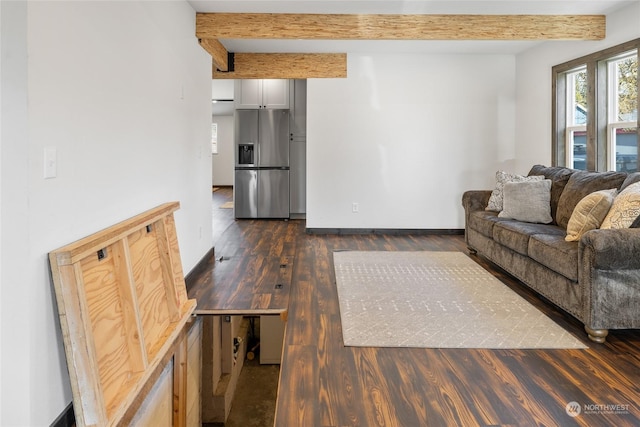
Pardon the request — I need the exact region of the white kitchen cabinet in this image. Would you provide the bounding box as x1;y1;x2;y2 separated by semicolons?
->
235;79;290;109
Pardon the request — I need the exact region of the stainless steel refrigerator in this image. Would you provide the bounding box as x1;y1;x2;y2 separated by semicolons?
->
234;109;290;218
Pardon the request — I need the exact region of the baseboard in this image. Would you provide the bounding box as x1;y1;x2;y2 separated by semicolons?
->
305;228;464;235
185;247;215;289
50;402;74;427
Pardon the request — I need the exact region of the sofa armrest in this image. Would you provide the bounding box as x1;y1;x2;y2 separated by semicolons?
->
580;228;640;270
462;190;492;213
580;228;640;334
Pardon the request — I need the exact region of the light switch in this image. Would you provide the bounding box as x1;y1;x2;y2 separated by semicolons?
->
44;147;57;179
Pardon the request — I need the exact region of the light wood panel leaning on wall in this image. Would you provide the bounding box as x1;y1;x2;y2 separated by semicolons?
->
49;202;199;427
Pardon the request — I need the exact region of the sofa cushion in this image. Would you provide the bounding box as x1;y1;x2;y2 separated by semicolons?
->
555;170;628;230
565;189;617;242
493;221;565;256
498;179;553;224
529;234;579;282
486;171;544;212
601;181;640;229
468;210;511;238
620;172;640;191
528;165;576;225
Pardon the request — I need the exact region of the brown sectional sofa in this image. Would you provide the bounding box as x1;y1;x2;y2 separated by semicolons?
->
462;165;640;343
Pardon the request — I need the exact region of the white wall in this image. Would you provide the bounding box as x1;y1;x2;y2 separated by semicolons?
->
515;1;640;173
212;114;235;186
307;53;516;229
212;79;235;186
0;1;212;425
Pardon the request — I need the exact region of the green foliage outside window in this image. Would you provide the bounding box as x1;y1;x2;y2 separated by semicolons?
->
617;56;638;121
574;70;587;111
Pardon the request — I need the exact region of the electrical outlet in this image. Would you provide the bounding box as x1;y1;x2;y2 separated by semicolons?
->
352;202;359;213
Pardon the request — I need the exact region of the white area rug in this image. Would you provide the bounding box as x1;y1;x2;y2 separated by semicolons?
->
333;251;587;349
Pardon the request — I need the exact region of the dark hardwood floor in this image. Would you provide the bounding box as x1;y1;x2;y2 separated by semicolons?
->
200;188;640;427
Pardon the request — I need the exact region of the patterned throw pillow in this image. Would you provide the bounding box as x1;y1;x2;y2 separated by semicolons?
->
565;189;617;242
601;182;640;229
485;171;545;212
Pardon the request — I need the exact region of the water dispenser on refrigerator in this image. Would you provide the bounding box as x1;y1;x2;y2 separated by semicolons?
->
238;143;255;166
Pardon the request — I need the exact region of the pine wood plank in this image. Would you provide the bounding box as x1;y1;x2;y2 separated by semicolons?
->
155;218;182;322
128;226;173;360
199;38;228;72
164;214;189;306
200;316;219;423
212;53;347;79
81;248;137;418
274;344;319;427
185;318;203;427
172;328;188;427
52;263;108;426
111;238;148;373
197;13;606;41
127;362;174;427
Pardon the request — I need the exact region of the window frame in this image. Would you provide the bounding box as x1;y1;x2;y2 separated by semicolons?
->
564;67;587;168
607;52;638;171
552;38;639;172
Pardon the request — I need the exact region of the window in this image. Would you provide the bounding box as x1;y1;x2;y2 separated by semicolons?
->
211;123;218;154
553;39;639;172
608;53;638;172
566;67;587;170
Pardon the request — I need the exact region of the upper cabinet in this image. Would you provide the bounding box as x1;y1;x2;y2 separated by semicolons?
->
235;79;290;109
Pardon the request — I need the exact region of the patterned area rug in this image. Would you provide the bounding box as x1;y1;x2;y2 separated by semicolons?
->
333;251;587;349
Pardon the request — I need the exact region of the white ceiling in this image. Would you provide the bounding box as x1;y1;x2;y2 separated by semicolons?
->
189;0;636;55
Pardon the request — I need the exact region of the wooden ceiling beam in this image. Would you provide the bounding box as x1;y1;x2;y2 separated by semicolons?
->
212;53;347;79
196;13;606;41
199;38;229;72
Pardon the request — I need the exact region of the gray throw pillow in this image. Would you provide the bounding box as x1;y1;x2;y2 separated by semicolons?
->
486;171;544;212
498;179;553;224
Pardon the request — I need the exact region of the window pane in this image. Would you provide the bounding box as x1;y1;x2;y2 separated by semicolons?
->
615;56;638;122
571;130;587;170
614;127;638;172
571;69;587;125
211;123;218;154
